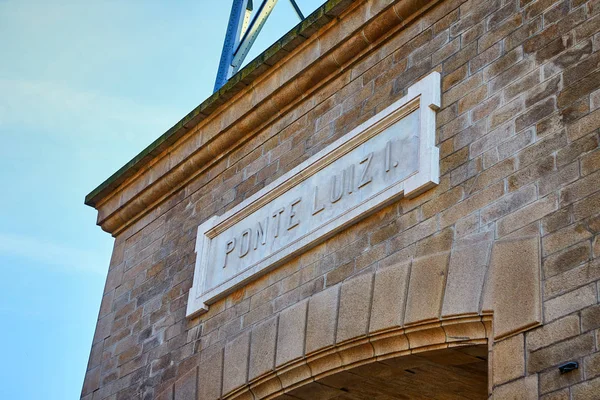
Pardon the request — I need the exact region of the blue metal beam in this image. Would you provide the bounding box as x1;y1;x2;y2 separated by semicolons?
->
288;0;305;20
214;0;306;92
231;0;279;72
214;0;252;92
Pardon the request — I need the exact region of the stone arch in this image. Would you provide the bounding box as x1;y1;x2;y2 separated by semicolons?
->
166;233;542;400
223;316;490;400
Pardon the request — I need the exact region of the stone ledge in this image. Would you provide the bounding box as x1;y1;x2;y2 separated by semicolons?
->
84;0;354;209
85;0;440;236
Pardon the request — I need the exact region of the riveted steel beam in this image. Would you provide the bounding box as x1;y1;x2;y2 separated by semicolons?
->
214;0;306;92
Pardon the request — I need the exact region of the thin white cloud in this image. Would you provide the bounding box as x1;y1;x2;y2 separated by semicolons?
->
0;232;108;275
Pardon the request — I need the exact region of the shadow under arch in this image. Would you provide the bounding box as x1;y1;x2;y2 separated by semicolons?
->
276;345;488;399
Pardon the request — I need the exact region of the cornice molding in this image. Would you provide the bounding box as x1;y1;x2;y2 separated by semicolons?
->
88;0;440;236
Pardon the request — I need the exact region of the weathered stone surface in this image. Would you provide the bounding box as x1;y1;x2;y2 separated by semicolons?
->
490;58;536;94
526;315;580;352
539;361;584;395
404;252;450;325
497;193;557;237
508;156;555;193
484;46;522;80
156;386;174;400
583;351;600;380
369;261;410;332
542;207;572;235
556;134;599;169
567;108;600;142
249;375;282;398
544;259;600;299
581;304;600;332
198;349;223;400
493;334;525;385
528;333;596;373
336;271;373;343
539;162;580;197
276;300;308;367
493;375;538;399
468;158;515;195
542;223;593;257
223;330;250;395
415;227;454;257
483;237;542;339
471;42;502;72
571;376;600;400
505;71;539;102
370;333;409;356
305;284;339;354
444;72;483;108
544;284;597;322
442;234;491;317
440;182;504;227
174;367;197;400
442;320;486;343
574;191;600;222
560;168;600;205
325;261;354;286
249;316;278;381
481;184;537;225
540;388;570;400
581;141;600;173
81;366;100;397
515;97;556;132
559;70;600;109
277;362;311;390
457;84;488;115
526;75;560;108
406;325;446;349
480;13;523;52
497;129;534;161
491;97;526;129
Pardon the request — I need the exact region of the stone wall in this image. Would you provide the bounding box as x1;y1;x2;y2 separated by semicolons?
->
82;0;600;398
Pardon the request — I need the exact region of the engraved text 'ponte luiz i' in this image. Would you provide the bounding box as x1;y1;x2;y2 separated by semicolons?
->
187;72;441;317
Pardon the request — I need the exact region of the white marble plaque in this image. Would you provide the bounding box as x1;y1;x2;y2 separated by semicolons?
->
187;72;440;317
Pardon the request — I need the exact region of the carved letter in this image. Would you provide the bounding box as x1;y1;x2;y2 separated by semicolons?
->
312;186;325;215
287;198;301;230
223;238;236;268
272;208;285;238
254;218;268;250
239;229;251;258
358;152;373;188
346;164;354;194
385;140;391;172
330;174;343;203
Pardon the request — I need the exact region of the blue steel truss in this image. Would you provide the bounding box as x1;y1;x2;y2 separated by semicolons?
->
214;0;305;92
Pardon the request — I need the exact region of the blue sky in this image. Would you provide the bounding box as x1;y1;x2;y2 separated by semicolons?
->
0;1;324;399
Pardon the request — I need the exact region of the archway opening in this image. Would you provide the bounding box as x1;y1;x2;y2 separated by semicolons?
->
275;345;488;399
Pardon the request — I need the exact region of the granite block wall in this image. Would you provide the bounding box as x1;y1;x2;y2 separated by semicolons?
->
82;0;600;398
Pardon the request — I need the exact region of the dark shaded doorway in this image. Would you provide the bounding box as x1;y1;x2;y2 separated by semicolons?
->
275;345;488;399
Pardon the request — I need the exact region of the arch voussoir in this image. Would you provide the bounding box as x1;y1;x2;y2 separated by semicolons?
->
222;315;491;399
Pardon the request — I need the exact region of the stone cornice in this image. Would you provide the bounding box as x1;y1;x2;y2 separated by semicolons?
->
84;0;355;209
87;0;439;236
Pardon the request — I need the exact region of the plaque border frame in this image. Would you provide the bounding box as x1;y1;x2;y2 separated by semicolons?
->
187;72;440;318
